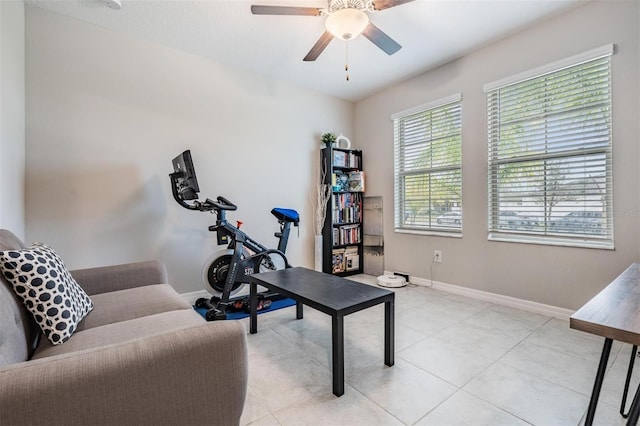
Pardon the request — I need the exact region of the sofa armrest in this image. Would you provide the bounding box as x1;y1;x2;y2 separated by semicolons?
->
0;320;247;426
71;260;168;295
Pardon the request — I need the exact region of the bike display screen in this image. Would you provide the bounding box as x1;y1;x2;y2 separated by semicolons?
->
171;150;200;200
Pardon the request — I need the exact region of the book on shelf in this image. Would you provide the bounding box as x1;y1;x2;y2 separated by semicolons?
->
332;193;362;223
332;172;350;192
332;172;364;193
347;171;365;192
334;224;361;245
344;246;360;271
333;204;361;224
332;150;347;168
332;248;345;273
332;149;360;168
348;151;361;168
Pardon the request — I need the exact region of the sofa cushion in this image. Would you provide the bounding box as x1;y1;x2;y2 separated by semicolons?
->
71;260;169;296
0;230;41;366
0;243;93;345
76;284;192;332
32;309;205;360
0;281;36;367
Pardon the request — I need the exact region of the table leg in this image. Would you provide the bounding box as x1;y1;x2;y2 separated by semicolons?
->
332;314;344;397
585;338;613;426
626;384;640;425
249;282;258;334
296;301;303;319
385;298;394;366
621;345;638;417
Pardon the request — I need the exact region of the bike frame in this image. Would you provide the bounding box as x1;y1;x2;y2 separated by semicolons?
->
170;169;297;317
207;203;291;310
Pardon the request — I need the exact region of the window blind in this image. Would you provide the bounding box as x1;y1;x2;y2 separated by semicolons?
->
393;95;462;234
486;50;613;248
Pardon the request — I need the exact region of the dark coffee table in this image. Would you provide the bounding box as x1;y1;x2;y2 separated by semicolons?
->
248;267;395;397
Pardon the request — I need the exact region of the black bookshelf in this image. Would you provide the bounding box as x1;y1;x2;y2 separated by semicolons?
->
321;147;364;276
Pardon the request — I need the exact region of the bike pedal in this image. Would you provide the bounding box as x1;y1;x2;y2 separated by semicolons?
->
205;308;227;321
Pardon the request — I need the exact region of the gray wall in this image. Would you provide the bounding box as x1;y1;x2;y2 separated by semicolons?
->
354;0;640;310
25;6;353;294
0;0;25;239
21;1;640;309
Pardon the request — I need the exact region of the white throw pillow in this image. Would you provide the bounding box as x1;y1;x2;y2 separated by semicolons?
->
0;243;93;345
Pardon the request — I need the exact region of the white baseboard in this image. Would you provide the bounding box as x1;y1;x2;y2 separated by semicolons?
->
383;270;574;320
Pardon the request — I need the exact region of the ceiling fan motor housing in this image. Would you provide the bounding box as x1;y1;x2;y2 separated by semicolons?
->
100;0;122;10
327;0;375;13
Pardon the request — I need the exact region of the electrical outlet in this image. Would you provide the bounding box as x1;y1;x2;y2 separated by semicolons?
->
433;250;442;263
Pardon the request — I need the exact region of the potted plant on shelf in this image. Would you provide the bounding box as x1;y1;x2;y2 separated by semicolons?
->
321;132;336;148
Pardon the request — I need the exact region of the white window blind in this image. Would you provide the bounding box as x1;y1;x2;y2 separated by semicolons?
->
486;47;613;248
393;94;462;234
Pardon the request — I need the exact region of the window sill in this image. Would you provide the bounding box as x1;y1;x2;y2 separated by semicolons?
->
395;229;463;238
488;232;614;250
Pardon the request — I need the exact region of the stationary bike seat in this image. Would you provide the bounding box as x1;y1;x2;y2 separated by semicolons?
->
271;208;300;225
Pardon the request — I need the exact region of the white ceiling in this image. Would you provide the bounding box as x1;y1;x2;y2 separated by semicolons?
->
25;0;584;102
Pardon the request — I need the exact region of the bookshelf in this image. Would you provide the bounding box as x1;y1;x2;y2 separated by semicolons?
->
321;147;364;276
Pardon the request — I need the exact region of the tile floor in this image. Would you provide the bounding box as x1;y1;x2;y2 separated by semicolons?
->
236;275;639;426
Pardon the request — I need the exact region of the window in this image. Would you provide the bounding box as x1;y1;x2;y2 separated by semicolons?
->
485;45;613;248
392;94;462;235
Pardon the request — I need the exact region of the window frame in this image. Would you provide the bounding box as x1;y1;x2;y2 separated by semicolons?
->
484;45;614;249
392;93;463;237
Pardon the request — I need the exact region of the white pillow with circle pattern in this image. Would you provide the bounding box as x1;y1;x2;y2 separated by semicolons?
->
0;243;93;345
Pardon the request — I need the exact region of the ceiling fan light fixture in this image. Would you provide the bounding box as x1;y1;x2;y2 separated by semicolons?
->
99;0;122;10
325;8;369;40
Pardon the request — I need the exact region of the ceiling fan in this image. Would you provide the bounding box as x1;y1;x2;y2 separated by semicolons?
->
251;0;415;62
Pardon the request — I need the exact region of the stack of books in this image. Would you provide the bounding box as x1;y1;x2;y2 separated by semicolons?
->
332;224;361;246
331;246;360;273
332;150;361;168
331;171;365;192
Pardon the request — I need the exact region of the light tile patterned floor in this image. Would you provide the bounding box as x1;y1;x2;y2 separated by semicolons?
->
237;275;638;425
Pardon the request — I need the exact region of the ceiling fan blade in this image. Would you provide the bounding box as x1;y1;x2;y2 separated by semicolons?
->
250;5;322;16
372;0;415;11
362;23;402;55
303;31;334;61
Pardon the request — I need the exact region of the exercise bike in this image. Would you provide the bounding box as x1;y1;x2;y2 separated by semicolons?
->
169;150;300;320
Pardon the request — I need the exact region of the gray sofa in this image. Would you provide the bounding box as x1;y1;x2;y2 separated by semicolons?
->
0;229;247;425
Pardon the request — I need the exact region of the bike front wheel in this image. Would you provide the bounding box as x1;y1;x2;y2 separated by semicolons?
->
201;249;244;296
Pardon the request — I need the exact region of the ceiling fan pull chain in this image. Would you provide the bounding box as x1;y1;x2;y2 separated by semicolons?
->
345;40;350;81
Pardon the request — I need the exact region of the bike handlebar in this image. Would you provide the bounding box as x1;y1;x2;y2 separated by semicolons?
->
170;172;238;213
169;172;201;211
212;196;237;211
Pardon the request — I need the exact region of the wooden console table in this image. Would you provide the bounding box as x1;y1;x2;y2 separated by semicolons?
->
570;263;640;426
248;267;395;397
